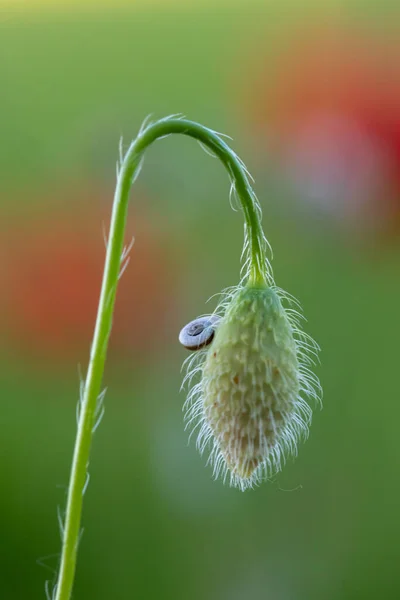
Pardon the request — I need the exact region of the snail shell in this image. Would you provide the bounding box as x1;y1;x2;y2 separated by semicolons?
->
179;315;221;351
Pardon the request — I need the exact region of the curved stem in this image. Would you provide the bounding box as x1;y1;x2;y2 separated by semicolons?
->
54;117;268;600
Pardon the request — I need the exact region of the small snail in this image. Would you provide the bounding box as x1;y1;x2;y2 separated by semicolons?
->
179;315;221;351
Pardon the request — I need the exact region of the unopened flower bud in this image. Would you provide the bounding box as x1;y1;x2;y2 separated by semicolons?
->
182;283;320;490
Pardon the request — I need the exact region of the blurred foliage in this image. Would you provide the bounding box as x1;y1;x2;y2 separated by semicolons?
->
0;2;400;599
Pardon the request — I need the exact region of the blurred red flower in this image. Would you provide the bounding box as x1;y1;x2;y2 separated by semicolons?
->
245;22;400;232
1;187;178;364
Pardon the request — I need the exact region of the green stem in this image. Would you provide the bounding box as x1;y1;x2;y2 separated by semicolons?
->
54;116;268;600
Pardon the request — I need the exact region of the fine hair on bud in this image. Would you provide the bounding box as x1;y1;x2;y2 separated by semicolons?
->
182;283;321;491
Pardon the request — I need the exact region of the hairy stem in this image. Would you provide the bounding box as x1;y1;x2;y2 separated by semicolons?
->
54;116;268;600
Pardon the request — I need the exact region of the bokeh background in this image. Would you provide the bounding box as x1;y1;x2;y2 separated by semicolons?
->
1;1;400;598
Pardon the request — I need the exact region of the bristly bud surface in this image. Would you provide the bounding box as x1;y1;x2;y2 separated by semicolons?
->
183;284;320;491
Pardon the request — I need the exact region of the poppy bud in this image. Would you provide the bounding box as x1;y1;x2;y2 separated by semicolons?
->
183;284;320;490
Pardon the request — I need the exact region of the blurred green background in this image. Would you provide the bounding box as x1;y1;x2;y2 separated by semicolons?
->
1;1;400;599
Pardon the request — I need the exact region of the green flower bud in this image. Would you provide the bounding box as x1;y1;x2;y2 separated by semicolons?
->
183;283;320;491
